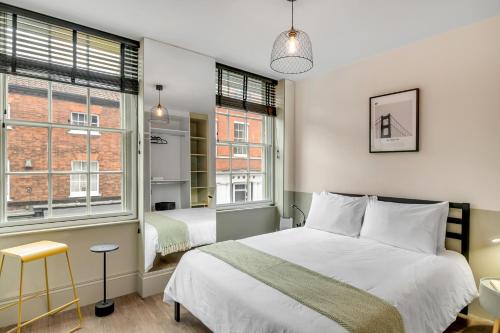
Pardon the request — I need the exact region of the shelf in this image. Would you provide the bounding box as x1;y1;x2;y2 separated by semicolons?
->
191;186;208;189
191;170;207;173
151;128;188;136
191;154;207;157
191;136;206;140
151;179;189;184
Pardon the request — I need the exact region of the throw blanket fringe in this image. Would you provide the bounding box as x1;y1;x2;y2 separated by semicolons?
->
146;212;191;256
200;240;405;333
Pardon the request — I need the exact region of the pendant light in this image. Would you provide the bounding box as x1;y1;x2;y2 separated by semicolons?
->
150;84;170;123
270;0;313;74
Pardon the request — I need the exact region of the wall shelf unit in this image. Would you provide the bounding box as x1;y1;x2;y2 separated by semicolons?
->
146;112;191;211
190;113;209;208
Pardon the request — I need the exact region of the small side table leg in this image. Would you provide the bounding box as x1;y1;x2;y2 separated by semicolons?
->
493;319;500;333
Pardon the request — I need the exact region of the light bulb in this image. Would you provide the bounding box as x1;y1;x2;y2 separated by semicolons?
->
154;105;164;118
287;35;297;54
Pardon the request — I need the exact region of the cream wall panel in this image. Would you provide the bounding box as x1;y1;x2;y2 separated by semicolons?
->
294;15;500;211
0;222;138;327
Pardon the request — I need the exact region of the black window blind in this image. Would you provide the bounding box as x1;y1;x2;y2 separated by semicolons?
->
0;3;139;94
216;63;277;116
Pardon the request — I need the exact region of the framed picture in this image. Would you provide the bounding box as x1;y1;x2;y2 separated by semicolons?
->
369;88;419;153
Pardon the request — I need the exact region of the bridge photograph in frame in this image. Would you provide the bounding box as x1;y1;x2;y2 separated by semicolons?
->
369;88;419;153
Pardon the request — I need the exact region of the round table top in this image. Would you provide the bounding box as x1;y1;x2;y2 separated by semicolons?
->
90;244;119;253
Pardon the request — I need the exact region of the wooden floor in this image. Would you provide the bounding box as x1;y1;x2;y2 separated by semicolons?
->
0;293;493;333
0;294;210;333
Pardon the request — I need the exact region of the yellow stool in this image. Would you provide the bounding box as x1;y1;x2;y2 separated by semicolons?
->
0;241;82;333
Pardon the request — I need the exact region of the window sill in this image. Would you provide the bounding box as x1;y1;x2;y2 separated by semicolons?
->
0;214;138;237
68;130;101;136
69;193;101;198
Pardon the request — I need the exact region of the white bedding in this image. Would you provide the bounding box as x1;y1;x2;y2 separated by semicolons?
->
145;208;216;272
164;227;477;333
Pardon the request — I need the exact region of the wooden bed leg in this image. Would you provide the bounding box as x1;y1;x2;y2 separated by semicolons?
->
493;319;500;333
174;301;180;322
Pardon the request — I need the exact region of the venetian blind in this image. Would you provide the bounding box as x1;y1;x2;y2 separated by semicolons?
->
216;63;277;116
0;4;139;94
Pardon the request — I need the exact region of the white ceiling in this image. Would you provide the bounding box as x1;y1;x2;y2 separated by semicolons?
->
5;0;500;80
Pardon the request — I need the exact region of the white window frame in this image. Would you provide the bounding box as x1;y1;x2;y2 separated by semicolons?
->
232;121;248;157
216;108;274;209
69;112;100;136
0;74;138;232
70;160;100;197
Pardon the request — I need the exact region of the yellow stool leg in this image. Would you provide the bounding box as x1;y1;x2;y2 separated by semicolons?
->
65;251;82;329
0;254;4;279
17;262;24;333
44;257;51;312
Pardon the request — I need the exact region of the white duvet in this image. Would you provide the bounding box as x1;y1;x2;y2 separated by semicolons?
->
164;227;477;333
144;208;216;272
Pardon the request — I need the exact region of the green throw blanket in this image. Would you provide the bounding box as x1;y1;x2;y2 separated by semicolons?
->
145;212;190;255
200;240;404;333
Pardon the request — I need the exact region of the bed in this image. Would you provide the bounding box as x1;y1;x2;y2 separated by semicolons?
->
164;195;477;333
144;207;216;272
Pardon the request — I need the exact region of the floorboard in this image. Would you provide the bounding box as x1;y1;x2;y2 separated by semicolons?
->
0;293;492;333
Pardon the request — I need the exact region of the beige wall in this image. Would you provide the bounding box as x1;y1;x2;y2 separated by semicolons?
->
293;15;500;318
294;15;500;211
0;222;138;327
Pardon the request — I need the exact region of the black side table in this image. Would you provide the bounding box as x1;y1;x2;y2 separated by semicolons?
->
90;244;119;317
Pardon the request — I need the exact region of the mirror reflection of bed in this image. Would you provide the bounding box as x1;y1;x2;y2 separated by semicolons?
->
144;111;216;272
145;207;216;272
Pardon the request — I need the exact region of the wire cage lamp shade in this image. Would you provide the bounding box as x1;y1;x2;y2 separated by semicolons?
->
270;0;313;74
150;84;170;123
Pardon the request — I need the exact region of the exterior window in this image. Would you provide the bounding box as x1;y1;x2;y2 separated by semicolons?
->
216;107;273;206
233;183;247;202
1;75;136;226
69;113;100;135
233;121;247;157
71;112;99;127
70;161;99;197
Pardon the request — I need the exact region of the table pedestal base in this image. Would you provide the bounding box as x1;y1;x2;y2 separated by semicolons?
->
95;299;114;317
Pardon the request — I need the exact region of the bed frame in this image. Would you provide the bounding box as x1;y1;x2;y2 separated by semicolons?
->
174;193;471;322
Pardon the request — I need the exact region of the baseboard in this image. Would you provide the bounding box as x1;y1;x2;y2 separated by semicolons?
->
137;267;175;298
0;270;138;328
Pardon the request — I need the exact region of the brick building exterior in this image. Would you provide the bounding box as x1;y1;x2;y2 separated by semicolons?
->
215;108;264;203
6;76;122;218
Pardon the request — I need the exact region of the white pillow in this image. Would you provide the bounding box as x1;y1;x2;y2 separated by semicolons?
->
306;192;368;237
360;200;449;255
436;202;450;253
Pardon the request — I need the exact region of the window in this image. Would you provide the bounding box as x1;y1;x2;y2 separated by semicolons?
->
71;113;99;127
0;75;137;227
70;161;99;197
216;108;273;206
233;121;248;157
69;113;100;135
233;183;247;202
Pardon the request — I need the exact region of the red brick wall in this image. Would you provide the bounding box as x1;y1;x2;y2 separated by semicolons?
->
7;84;122;204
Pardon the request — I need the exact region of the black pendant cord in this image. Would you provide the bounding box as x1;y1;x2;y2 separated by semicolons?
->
291;1;294;29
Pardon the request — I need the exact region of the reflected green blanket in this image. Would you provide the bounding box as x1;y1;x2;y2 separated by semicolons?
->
146;212;190;255
200;240;404;333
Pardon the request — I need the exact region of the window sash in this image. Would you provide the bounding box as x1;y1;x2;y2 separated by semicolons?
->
0;74;134;228
216;108;273;207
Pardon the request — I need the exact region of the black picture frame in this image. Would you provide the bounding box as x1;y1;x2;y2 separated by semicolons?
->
369;88;419;153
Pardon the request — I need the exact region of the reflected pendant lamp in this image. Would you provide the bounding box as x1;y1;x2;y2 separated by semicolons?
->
150;84;170;123
270;0;313;74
